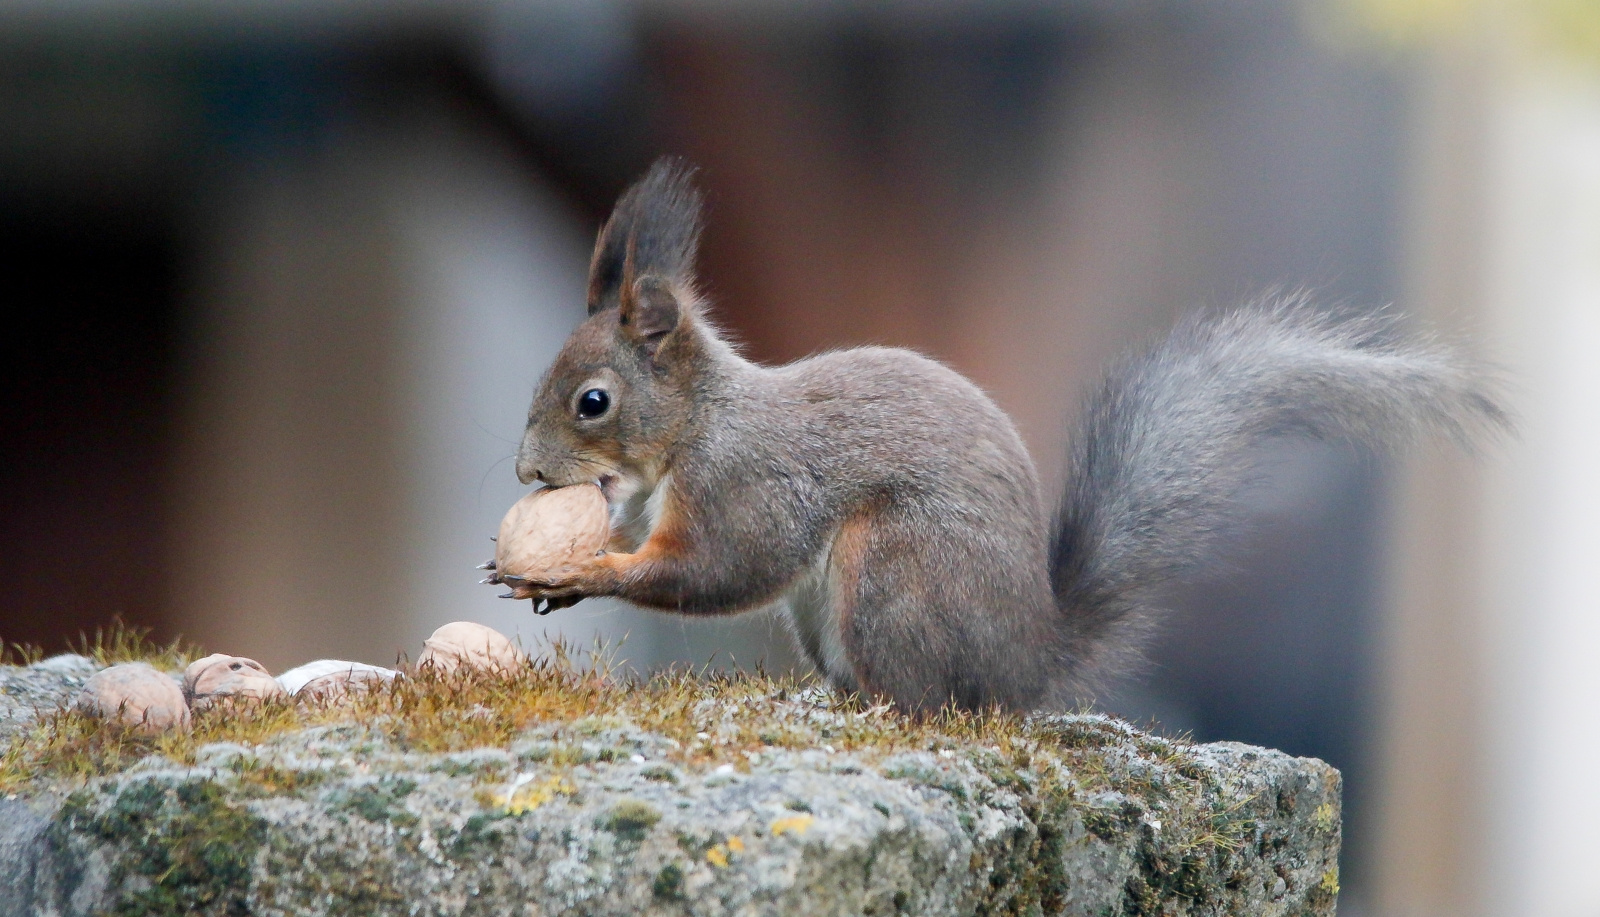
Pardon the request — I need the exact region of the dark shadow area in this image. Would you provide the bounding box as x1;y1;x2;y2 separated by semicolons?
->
0;201;179;650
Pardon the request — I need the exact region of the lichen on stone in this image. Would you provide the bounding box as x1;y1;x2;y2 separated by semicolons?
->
53;776;265;917
0;643;1341;916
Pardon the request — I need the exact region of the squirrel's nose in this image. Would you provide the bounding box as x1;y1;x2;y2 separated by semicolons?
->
514;458;543;486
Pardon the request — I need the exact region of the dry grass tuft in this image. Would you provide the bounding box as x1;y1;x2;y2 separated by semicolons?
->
69;619;203;671
2;619;200;671
0;630;1106;796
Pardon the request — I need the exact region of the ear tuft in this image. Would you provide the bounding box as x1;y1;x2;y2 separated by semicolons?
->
587;158;703;315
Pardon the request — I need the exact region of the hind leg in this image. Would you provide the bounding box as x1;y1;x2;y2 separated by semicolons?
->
827;509;1053;713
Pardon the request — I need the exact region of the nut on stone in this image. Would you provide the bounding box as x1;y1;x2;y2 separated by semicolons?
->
276;659;398;700
495;484;610;587
183;653;286;709
75;662;190;733
417;621;526;674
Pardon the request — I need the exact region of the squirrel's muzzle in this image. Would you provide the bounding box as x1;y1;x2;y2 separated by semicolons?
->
514;438;545;485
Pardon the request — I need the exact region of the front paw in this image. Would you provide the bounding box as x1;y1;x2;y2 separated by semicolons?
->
498;575;589;616
534;595;583;615
477;557;500;585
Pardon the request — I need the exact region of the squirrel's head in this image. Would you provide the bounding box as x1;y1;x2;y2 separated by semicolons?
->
517;159;708;499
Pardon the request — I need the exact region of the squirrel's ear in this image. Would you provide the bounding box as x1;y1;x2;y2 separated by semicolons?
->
586;158;702;316
586;223;623;316
619;276;684;352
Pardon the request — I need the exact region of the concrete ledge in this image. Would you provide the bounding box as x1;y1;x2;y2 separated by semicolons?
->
0;656;1340;916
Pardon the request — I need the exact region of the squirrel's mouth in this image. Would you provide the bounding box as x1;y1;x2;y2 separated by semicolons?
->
596;474;618;503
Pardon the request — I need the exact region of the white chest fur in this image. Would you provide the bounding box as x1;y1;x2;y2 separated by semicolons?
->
606;472;670;551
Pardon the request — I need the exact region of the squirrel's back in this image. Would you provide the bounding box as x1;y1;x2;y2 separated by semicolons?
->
770;345;1043;514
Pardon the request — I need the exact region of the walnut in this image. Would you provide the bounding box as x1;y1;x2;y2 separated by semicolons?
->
75;662;190;733
494;484;610;585
417;621;525;674
183;654;287;710
276;659;398;700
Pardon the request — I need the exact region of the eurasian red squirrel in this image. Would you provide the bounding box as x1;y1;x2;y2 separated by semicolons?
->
485;159;1507;714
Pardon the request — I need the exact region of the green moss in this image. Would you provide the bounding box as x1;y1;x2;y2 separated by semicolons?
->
882;763;968;801
676;829;715;859
965;773;1081;917
1100;787;1265;916
601;798;662;841
1014;790;1078;915
227;758;327;798
55;777;264;916
257;833;408;914
429;757;509;780
1081;797;1144;842
334;777;419;826
652;862;685;900
450;810;513;858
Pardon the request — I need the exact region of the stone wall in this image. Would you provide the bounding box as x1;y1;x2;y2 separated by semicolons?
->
0;656;1340;916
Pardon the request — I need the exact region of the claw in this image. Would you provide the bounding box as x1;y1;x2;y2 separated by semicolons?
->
479;575;500;585
499;591;516;599
500;574;526;586
534;599;551;616
489;535;497;542
476;559;496;570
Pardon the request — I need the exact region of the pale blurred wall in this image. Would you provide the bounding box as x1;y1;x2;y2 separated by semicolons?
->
169;88;801;676
1476;76;1600;917
169;103;657;670
1374;19;1600;917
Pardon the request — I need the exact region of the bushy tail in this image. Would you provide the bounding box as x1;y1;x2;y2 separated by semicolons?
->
1048;296;1510;694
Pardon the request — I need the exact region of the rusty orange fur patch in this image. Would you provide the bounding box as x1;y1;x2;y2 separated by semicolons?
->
828;512;877;690
601;487;690;578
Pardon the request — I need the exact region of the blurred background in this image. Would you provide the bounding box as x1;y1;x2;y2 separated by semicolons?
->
2;0;1598;913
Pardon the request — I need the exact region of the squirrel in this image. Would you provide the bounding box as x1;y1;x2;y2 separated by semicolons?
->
490;158;1509;714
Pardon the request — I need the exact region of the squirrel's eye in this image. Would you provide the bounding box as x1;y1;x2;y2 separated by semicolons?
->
577;388;610;419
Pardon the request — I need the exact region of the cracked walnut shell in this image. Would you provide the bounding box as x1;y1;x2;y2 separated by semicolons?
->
183;653;287;709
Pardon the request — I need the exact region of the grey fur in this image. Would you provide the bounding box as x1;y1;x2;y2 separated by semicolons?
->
516;164;1510;714
1048;298;1509;698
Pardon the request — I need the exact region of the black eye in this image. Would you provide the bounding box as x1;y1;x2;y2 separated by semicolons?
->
577;388;610;418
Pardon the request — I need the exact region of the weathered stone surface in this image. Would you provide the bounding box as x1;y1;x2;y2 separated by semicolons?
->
0;654;101;746
0;658;1341;916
